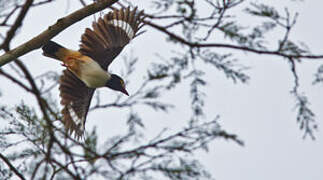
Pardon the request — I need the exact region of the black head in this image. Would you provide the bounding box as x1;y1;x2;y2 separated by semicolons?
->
105;74;129;96
42;41;64;59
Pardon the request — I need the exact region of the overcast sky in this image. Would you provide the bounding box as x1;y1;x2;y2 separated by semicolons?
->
1;0;323;179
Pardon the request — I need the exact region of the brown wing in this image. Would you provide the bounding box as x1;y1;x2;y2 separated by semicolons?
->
59;70;95;138
79;7;144;70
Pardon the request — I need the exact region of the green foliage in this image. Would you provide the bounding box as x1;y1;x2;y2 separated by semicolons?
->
313;65;323;84
294;95;317;139
245;3;280;20
83;128;98;164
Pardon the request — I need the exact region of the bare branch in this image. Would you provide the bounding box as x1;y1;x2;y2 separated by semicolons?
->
0;68;32;92
1;0;34;51
0;0;119;67
0;153;26;180
79;0;87;7
0;6;19;26
144;20;323;60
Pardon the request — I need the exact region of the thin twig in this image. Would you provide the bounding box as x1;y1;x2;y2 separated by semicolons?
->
1;0;34;50
144;20;323;60
0;153;26;180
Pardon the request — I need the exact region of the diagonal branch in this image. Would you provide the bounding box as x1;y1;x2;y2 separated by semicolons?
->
0;68;32;92
1;0;34;51
0;153;26;180
0;0;119;67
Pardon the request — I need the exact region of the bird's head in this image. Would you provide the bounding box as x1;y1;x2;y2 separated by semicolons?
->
105;74;129;96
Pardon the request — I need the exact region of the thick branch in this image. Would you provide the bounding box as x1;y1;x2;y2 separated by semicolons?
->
0;0;118;67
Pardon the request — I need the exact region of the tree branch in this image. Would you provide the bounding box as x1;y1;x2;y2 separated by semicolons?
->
144;20;323;60
0;68;32;92
1;0;34;51
0;0;119;67
0;153;26;180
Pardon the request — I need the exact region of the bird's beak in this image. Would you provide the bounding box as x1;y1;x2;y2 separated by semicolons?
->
121;88;129;96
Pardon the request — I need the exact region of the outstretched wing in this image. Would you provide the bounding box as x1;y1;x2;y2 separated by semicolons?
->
79;7;144;70
59;70;95;138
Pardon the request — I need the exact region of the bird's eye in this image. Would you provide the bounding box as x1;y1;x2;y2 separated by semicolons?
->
120;80;125;87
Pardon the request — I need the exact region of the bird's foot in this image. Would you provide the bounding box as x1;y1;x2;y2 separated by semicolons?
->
61;63;68;67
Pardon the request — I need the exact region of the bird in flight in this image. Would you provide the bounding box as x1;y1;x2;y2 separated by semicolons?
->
42;7;144;138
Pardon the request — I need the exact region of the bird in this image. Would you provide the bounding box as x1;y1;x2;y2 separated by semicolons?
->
41;7;144;138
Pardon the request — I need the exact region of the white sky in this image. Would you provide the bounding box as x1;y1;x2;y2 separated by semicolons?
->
1;0;323;179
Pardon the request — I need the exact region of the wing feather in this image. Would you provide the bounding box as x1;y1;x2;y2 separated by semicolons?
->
79;7;144;70
56;7;144;138
59;70;95;138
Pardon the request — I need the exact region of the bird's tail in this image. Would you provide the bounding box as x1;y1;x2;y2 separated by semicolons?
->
42;41;77;61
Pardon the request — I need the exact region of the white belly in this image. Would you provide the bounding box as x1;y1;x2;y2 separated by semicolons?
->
78;61;110;88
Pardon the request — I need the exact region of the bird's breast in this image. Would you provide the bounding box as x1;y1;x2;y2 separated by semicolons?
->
78;61;110;88
65;56;110;88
